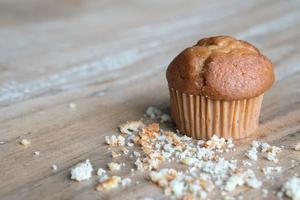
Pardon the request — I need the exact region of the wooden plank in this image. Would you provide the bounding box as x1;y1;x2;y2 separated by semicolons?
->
0;0;300;199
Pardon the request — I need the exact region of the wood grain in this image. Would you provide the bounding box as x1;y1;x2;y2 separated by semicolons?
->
0;0;300;199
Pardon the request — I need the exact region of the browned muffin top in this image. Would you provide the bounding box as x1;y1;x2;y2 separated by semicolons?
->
166;36;275;100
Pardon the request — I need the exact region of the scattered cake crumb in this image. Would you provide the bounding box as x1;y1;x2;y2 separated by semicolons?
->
111;151;121;158
97;168;106;176
70;159;93;181
52;164;58;171
266;152;278;163
34;151;40;156
121;177;132;187
246;147;258;161
246;177;262;189
262;166;282;176
107;162;121;171
146;106;161;119
20;139;31;146
242;160;252;166
105;135;125;146
251;140;260;148
294;143;300;151
119;121;144;135
69;102;76;109
262;189;269;197
281;177;300;200
96;176;121;191
160;114;171;123
121;147;129;155
127;142;134;147
225;174;244;191
225;169;261;191
260;142;271;153
247;141;282;163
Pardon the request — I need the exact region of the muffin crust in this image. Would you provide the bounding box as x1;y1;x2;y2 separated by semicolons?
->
166;36;274;100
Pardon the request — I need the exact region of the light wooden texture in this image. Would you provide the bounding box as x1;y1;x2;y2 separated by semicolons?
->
0;0;300;199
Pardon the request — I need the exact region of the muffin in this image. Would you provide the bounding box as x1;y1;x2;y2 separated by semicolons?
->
166;36;274;139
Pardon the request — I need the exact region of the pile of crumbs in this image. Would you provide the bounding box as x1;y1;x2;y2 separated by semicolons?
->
69;106;299;200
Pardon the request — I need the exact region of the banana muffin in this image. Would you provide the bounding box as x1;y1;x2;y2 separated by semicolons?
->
166;36;274;139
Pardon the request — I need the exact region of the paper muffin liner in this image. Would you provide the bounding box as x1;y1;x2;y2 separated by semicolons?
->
169;88;263;140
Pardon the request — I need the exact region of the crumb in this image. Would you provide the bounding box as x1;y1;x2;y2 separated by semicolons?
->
97;168;106;176
96;176;121;191
127;142;134;147
225;170;261;191
294;143;300;151
246;177;262;189
105;135;125;146
34;151;40;156
225;174;244;191
251;140;260;148
111;151;121;158
133;151;141;157
242;160;252;166
70;159;93;181
170;179;185;197
281;177;300;200
260;142;271;153
134;158;144;171
107;162;121;171
202;134;227;150
262;189;269;197
262;166;282;176
121;177;132;187
246;147;258;161
227;138;235;149
261;145;282;163
69;102;76;109
160;114;171;123
121;147;129;155
146;106;161;119
119;121;144;135
20;139;31;146
52;164;58;171
266;152;278;163
150;168;177;187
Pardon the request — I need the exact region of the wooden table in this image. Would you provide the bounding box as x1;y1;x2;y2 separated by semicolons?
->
0;0;300;199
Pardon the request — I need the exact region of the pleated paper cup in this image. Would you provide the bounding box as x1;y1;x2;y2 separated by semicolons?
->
169;88;263;140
